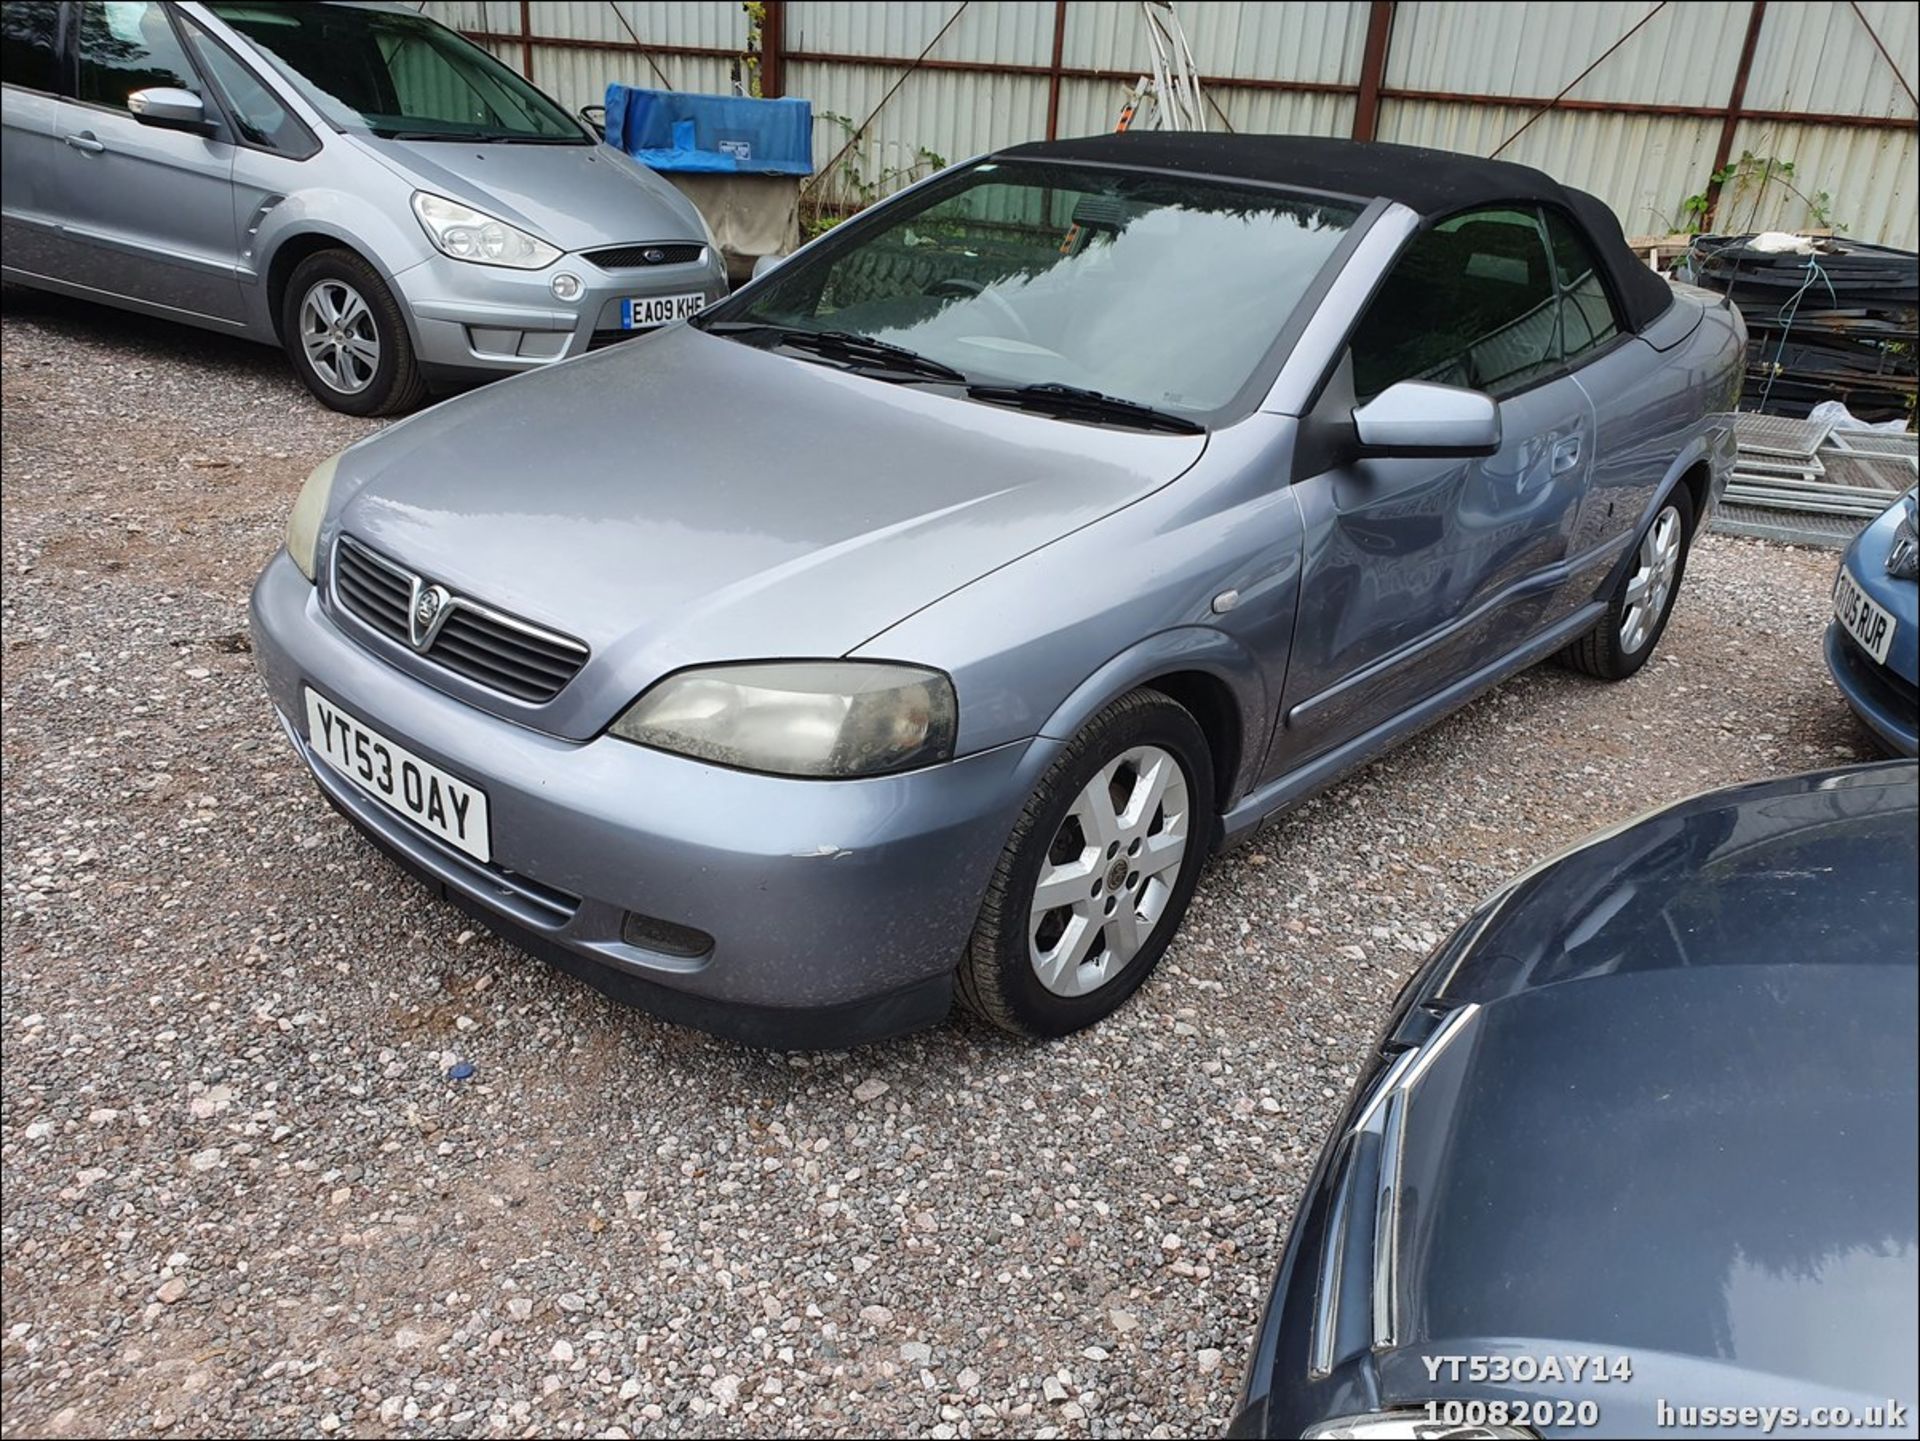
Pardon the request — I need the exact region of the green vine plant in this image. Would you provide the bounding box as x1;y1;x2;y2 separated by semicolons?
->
801;111;946;238
1672;150;1843;236
739;1;767;98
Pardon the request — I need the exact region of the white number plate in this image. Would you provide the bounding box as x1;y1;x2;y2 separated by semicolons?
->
622;292;706;329
1834;569;1896;665
304;689;491;863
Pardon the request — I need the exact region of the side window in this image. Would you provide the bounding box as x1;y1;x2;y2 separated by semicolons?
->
74;0;199;111
1;1;63;93
1543;209;1622;362
179;15;315;156
1350;206;1561;401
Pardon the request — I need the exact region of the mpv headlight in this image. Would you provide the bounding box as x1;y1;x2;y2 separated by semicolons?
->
286;452;340;582
611;662;957;778
411;192;561;269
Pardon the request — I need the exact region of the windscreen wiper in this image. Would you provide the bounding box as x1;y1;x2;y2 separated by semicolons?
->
700;322;969;385
965;381;1204;434
374;129;583;144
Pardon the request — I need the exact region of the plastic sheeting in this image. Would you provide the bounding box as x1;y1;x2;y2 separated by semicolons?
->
604;86;813;174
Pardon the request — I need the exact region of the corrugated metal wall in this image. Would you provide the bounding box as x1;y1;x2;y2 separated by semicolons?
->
432;0;1919;246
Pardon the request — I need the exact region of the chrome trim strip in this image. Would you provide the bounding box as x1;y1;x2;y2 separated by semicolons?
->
1309;1043;1420;1378
335;535;589;659
1347;1048;1418;1139
1309;1158;1353;1379
1370;1083;1407;1350
1369;1002;1481;1352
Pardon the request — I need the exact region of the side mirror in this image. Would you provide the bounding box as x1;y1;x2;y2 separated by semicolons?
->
579;103;606;138
750;253;786;281
1352;380;1501;458
128;87;211;134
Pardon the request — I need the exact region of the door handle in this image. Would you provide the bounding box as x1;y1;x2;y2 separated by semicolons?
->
1551;435;1583;474
63;133;106;154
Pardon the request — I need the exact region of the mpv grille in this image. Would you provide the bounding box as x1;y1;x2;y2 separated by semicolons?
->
332;536;589;704
583;242;705;269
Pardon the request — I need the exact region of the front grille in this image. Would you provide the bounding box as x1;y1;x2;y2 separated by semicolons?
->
583;242;705;269
333;536;589;705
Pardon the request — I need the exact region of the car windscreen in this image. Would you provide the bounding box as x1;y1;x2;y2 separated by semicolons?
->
207;3;584;143
706;160;1362;420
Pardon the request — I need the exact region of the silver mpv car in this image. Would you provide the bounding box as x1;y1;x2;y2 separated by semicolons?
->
0;0;726;413
250;134;1744;1047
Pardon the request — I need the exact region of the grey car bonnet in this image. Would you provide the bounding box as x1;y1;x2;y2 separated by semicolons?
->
349;133;704;251
326;324;1209;739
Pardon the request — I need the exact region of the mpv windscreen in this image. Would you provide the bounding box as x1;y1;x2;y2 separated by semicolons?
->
209;3;585;142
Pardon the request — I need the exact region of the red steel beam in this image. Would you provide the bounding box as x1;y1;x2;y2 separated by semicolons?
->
517;0;533;80
1352;1;1394;142
1045;0;1068;140
461;30;1916;132
1703;0;1768;230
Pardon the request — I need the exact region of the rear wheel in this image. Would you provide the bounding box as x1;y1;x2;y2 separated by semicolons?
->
1559;495;1694;680
957;690;1214;1037
280;249;427;417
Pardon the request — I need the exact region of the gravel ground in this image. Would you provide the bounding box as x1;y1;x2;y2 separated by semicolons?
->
0;291;1879;1441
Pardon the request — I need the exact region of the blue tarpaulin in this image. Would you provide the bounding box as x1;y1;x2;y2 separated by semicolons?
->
604;86;812;176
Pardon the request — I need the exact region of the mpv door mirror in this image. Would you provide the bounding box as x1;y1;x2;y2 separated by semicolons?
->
1352;380;1501;458
751;253;786;281
127;87;211;134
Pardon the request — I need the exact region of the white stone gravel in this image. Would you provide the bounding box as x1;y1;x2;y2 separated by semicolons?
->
0;293;1879;1438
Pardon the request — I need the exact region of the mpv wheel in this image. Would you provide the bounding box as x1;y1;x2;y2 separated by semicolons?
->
958;690;1214;1037
1559;494;1695;680
281;249;427;417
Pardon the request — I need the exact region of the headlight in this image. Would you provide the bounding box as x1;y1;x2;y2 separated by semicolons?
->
410;192;561;269
1305;1412;1536;1439
285;452;340;582
610;662;956;778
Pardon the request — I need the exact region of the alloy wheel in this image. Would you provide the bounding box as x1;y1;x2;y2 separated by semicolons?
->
299;279;380;395
1028;745;1192;998
1620;504;1683;653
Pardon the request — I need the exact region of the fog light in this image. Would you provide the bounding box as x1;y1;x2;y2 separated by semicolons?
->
621;912;714;958
550;272;583;302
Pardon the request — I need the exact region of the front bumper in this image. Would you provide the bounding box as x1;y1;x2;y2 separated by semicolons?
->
249;549;1051;1046
1825;517;1919;759
1826;623;1919;757
392;247;728;381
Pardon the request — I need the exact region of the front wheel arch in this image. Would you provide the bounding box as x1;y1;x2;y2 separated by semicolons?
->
1035;627;1268;821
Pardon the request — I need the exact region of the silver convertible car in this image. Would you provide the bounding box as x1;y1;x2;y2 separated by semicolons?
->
250;135;1744;1046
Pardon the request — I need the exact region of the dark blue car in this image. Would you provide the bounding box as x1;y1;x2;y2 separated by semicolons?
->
1829;488;1919;757
1230;762;1919;1440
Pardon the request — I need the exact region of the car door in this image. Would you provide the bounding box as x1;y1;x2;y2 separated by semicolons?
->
0;1;77;281
1267;206;1596;776
49;0;243;323
1542;205;1701;589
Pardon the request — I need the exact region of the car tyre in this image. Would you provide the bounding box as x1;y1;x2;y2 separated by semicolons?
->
1559;492;1695;680
281;249;427;417
957;689;1214;1037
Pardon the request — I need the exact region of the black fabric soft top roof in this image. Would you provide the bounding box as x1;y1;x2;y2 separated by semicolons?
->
993;132;1674;333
